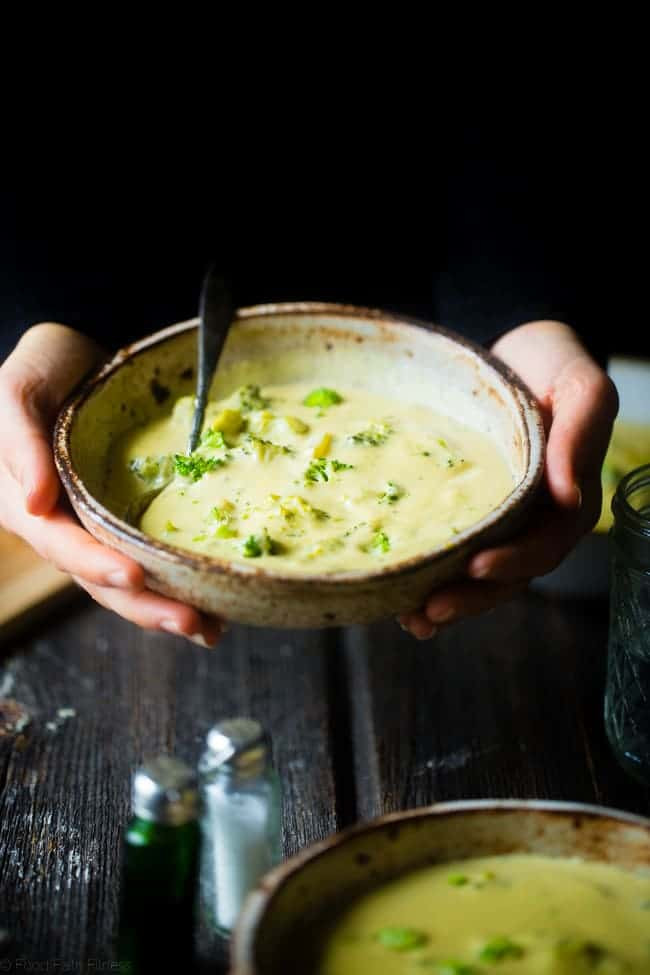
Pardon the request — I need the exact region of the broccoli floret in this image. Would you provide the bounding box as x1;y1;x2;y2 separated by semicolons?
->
478;936;524;962
238;384;270;412
128;454;175;486
305;458;329;483
371;531;390;553
378;481;405;504
173;454;225;481
349;423;392;447
246;434;293;461
375;927;427;951
201;428;228;450
303;387;343;408
241;529;280;558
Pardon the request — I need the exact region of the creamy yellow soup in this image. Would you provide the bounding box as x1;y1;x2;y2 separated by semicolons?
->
107;382;514;574
315;854;650;974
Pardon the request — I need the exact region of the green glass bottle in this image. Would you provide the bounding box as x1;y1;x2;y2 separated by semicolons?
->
116;756;200;973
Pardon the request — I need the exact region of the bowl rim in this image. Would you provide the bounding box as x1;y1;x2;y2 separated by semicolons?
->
54;302;546;586
231;798;650;972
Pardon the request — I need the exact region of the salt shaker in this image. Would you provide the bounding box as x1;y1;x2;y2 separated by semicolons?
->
199;717;282;935
604;462;650;784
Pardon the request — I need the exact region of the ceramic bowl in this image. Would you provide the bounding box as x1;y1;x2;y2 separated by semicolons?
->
231;799;650;974
54;303;545;628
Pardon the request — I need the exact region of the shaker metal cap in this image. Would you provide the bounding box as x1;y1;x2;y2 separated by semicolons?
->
201;717;269;775
132;755;199;826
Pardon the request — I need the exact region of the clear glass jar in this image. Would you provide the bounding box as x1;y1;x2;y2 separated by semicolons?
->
604;463;650;785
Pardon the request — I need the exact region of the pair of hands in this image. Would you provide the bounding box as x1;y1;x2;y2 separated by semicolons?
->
0;320;618;647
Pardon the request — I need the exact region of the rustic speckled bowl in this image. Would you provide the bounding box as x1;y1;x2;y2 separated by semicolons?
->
231;800;650;975
54;303;545;628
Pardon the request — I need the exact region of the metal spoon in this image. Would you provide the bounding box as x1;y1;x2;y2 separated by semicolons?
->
187;267;235;454
124;267;234;526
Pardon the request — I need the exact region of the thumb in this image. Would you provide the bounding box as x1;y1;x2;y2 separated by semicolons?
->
0;324;104;516
545;355;619;510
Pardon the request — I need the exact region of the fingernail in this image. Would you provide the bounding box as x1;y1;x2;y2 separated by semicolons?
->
469;562;491;579
106;570;131;588
415;626;438;642
425;604;455;624
574;483;583;509
160;620;183;636
187;632;218;648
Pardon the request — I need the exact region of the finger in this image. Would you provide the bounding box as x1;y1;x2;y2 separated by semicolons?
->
545;357;618;510
73;576;225;647
424;580;527;625
397;614;438;641
468;477;602;584
0;323;103;515
0;372;61;515
13;506;145;590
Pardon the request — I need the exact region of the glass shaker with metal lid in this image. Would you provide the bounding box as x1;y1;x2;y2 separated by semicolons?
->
117;755;201;972
199;717;282;936
604;463;650;785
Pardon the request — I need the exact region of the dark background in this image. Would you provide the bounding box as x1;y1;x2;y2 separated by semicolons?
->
1;125;643;365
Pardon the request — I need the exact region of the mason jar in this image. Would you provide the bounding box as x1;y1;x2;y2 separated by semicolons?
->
604;462;650;785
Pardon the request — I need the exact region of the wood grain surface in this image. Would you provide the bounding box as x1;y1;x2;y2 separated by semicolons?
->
0;528;74;639
0;589;648;971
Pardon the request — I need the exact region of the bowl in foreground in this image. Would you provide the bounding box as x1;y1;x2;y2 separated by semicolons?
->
54;304;544;627
231;799;650;974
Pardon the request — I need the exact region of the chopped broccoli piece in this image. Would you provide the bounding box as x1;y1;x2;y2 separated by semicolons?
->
214;524;237;539
201;428;228;450
210;503;235;525
238;384;270;412
371;531;390;553
164;521;178;533
378;481;405;504
192;534;207;543
436;963;476;975
375;927;428;951
128;454;175;486
174;454;225;481
305;458;329;483
447;873;469;886
279;496;330;521
305;458;354;484
241;529;280;558
242;535;263;557
553;939;608;965
303;387;343;408
246;434;293;461
478;936;524;962
349;423;392;447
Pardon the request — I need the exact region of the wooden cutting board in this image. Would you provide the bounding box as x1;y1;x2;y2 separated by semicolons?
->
0;528;75;638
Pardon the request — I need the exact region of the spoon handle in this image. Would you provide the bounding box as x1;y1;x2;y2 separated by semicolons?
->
187;268;234;454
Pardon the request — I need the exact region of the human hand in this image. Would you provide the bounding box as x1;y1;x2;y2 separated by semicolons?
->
0;323;225;647
399;320;619;639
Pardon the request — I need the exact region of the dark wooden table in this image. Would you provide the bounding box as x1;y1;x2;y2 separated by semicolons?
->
1;587;649;970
